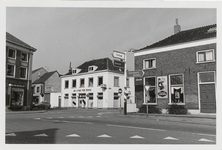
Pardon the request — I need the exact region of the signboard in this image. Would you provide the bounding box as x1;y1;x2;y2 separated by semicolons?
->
127;70;144;77
112;51;125;60
113;59;125;68
157;76;168;98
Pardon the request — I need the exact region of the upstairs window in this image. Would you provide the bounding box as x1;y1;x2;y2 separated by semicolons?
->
7;64;15;77
143;58;156;69
89;77;94;87
114;77;119;87
197;49;215;63
80;78;85;87
20;67;27;79
8;49;16;59
72;79;76;88
65;80;69;89
98;76;103;86
21;53;28;62
88;66;94;72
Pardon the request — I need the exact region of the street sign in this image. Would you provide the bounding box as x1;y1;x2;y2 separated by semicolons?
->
113;59;125;68
112;51;125;60
127;70;144;77
118;88;122;94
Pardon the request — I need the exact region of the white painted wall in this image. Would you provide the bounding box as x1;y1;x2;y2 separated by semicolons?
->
50;93;61;108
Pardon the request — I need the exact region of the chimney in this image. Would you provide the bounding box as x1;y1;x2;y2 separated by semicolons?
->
174;18;181;34
69;62;72;73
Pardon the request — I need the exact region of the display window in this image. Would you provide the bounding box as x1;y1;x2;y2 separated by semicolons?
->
144;77;157;104
11;88;24;106
169;74;184;104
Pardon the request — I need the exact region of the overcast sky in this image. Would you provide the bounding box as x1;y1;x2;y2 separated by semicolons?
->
6;5;216;74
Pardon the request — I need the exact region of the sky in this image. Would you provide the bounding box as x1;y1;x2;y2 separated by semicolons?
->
5;4;217;75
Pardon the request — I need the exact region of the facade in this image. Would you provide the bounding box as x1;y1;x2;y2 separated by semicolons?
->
134;22;216;114
61;58;135;110
32;71;61;107
6;32;37;110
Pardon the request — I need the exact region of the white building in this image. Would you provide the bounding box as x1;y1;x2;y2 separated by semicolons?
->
61;58;136;111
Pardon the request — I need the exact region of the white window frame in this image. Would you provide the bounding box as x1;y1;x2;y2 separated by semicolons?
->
98;76;103;86
143;76;157;105
8;48;16;59
143;58;156;70
169;74;185;105
7;64;15;77
72;79;76;88
114;76;119;87
88;66;94;72
80;78;85;88
65;80;69;89
88;77;94;87
19;67;27;79
198;71;216;85
196;49;215;63
21;52;28;62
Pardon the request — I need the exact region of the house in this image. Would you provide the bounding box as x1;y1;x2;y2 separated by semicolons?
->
32;67;48;83
134;20;216;114
60;57;136;110
6;32;37;110
32;70;61;108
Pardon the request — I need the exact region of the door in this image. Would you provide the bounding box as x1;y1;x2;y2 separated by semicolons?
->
58;96;61;108
200;84;216;113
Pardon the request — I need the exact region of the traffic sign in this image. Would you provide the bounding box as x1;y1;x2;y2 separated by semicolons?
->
112;51;125;60
127;70;144;77
113;59;125;68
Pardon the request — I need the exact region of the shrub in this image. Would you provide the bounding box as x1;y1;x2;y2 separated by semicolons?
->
167;104;188;114
138;105;162;114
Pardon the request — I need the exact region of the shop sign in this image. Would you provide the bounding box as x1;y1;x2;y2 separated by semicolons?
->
73;89;92;92
127;70;144;77
157;76;168;98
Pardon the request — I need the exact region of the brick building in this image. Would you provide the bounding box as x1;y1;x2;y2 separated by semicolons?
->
134;21;216;114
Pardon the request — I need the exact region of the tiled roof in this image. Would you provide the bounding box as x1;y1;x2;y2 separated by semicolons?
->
138;24;216;51
32;67;47;74
6;32;37;51
65;57;123;75
33;71;59;84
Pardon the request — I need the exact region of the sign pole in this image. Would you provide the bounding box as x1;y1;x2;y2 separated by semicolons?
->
124;50;127;115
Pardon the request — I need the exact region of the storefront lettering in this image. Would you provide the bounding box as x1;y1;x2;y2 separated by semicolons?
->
73;89;92;92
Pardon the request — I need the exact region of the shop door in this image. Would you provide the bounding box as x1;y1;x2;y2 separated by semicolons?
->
200;84;216;113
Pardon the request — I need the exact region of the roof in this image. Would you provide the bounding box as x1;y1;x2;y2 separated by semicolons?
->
6;32;37;51
137;24;216;51
65;57;123;75
32;67;47;74
32;71;59;84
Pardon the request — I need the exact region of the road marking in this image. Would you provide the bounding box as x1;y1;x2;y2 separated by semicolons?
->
66;134;80;137
45;117;53;119
130;135;144;139
71;121;93;125
164;136;179;140
6;133;16;136
34;133;48;137
97;134;112;138
198;138;215;142
107;124;166;132
34;118;41;120
58;117;64;118
193;133;216;137
78;116;85;118
68;116;75;118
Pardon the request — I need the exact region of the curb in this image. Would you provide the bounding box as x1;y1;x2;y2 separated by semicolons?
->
6;110;47;115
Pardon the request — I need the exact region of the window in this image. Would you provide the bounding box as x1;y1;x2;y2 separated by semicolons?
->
144;77;156;104
65;80;69;89
114;77;119;87
37;87;40;93
126;78;129;87
8;49;16;59
72;93;77;105
88;93;93;100
21;53;28;61
169;74;184;104
98;76;103;86
7;64;15;77
72;79;76;88
80;78;85;87
89;77;93;87
72;70;77;74
143;58;156;69
20;67;27;79
199;72;215;83
197;49;215;63
64;94;69;99
97;92;103;99
114;93;119;100
88;66;94;72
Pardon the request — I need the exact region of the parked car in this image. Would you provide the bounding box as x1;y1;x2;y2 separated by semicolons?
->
32;101;51;109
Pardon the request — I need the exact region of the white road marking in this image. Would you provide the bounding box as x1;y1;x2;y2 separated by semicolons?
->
34;133;48;137
97;134;112;138
164;136;179;140
130;135;145;139
34;118;41;120
66;134;80;137
193;133;216;137
45;117;53;119
57;117;64;118
198;138;215;142
6;133;16;136
107;124;166;132
68;116;75;118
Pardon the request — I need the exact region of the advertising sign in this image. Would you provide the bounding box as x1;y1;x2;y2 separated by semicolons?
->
157;76;168;98
113;59;125;68
127;70;144;77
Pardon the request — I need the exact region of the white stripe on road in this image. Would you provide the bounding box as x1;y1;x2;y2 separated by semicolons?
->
193;133;216;137
107;124;166;132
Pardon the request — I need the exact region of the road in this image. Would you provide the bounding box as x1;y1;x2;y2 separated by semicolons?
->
5;108;216;145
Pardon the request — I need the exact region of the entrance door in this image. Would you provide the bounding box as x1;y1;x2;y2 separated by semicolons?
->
200;84;216;113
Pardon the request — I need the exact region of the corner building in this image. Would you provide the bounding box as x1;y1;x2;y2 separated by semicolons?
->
134;23;216;114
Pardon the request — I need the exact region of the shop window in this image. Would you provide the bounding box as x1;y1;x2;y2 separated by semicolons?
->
20;67;27;79
114;93;119;100
11;88;24;106
65;80;69;89
88;93;93;100
72;93;77;105
169;74;184;104
98;76;103;86
72;79;76;88
143;58;156;69
21;53;28;62
8;49;16;59
64;94;69;99
7;64;15;77
89;77;94;87
144;77;157;104
80;78;85;87
114;77;119;87
197;49;215;63
199;72;215;83
97;92;103;99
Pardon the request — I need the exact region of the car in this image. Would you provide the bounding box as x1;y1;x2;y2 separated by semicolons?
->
32;101;51;109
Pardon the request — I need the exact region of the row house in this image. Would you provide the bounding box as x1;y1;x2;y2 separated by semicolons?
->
134;20;216;114
61;58;135;110
6;32;37;110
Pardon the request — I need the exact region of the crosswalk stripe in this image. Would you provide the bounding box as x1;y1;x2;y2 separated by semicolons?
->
97;134;112;138
130;135;144;139
164;136;179;140
198;138;215;142
6;133;16;136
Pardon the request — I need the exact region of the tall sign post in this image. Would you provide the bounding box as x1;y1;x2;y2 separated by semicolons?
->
145;85;150;117
118;88;122;114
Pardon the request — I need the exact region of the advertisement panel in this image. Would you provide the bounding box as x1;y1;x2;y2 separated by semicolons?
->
157;76;168;98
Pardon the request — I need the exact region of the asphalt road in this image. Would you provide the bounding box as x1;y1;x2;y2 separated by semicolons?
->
5;108;216;145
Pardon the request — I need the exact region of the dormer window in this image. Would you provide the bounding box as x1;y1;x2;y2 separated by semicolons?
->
72;68;81;75
88;65;98;72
